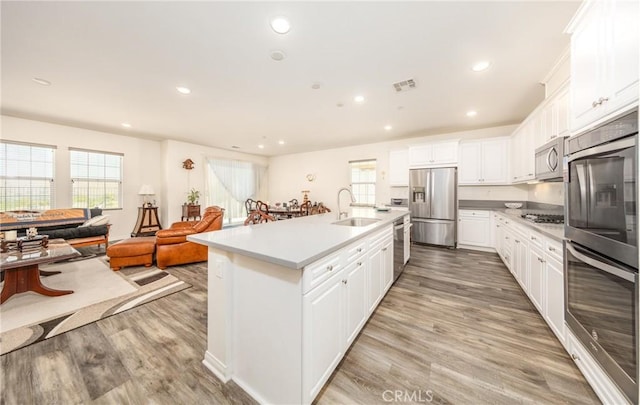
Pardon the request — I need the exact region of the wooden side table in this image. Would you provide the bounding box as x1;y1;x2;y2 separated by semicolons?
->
131;206;162;237
182;204;201;221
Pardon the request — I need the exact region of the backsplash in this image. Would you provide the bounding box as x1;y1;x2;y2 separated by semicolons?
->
458;185;528;201
528;182;564;206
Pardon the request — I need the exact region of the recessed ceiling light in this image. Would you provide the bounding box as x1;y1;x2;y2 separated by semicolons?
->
471;61;491;72
176;86;191;94
336;103;344;108
466;110;478;117
258;144;265;149
270;16;291;34
278;140;285;145
384;125;393;131
354;95;365;104
311;83;321;90
270;50;286;61
121;122;132;128
32;77;51;86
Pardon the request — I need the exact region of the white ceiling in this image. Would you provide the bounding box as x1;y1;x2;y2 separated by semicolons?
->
1;1;579;157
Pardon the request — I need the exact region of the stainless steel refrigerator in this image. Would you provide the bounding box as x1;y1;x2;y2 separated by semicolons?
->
409;167;457;247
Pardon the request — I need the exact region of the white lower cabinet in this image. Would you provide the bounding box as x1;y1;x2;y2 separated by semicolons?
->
514;235;529;294
303;272;345;401
382;237;393;292
528;243;545;313
367;247;383;314
303;224;395;404
458;210;492;248
544;254;565;345
344;258;368;346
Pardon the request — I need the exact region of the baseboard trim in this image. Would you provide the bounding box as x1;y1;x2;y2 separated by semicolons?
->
457;244;496;253
202;351;230;383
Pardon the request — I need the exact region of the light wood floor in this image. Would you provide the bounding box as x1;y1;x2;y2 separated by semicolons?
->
1;245;600;404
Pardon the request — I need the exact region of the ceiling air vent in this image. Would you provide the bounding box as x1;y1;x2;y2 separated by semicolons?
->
393;78;416;92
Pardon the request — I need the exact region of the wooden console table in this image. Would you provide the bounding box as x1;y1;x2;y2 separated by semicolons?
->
182;204;201;221
132;206;162;237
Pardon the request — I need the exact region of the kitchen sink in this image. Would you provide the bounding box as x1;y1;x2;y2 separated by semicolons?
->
332;217;380;227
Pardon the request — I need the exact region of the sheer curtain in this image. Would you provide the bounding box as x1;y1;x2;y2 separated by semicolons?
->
206;158;268;224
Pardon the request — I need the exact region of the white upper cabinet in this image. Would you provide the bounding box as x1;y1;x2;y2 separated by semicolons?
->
389;149;409;186
539;82;570;147
408;140;459;168
458;138;509;185
568;0;639;133
510;121;535;183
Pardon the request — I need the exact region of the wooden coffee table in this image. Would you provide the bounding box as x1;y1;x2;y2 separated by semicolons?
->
0;239;80;304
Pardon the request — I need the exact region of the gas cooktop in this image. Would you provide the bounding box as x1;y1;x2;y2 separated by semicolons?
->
521;213;565;224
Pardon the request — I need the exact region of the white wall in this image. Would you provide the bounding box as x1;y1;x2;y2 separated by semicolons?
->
1;115;163;240
267;125;519;210
161;139;268;226
528;182;564;206
1;116;267;239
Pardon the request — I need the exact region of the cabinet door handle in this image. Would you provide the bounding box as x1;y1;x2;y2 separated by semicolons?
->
497;225;500;228
342;279;347;285
357;261;363;266
382;247;388;252
537;257;545;263
531;236;536;241
548;246;556;252
592;100;600;108
515;240;520;244
571;353;579;361
505;236;509;240
357;248;362;253
327;265;334;271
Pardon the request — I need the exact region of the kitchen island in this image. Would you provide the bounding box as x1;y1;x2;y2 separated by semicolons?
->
188;208;408;404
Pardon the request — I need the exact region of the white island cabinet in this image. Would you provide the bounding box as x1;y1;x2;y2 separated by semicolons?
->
188;209;406;404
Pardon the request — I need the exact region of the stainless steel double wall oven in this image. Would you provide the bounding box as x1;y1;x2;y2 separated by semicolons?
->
565;109;638;403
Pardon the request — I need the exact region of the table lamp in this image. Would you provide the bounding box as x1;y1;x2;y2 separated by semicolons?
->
138;184;155;207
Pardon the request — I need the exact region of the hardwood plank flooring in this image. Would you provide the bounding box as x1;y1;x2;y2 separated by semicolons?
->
1;245;600;404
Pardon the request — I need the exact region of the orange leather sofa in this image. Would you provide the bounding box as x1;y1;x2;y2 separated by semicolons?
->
155;206;224;269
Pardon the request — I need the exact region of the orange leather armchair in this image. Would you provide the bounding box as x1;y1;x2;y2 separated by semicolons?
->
155;206;224;269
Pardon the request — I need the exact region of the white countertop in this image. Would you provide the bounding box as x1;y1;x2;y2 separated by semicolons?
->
188;208;409;269
461;207;564;241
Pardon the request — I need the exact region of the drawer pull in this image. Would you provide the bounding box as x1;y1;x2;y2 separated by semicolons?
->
571;353;579;361
537;257;545;263
357;262;362;266
515;240;520;244
357;248;362;253
327;265;334;271
505;237;509;240
548;246;556;252
342;279;347;285
531;236;536;241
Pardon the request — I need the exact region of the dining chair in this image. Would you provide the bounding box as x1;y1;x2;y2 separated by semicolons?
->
244;209;275;225
300;201;312;216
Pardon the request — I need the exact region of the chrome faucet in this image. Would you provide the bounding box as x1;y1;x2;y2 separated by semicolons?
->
337;187;356;219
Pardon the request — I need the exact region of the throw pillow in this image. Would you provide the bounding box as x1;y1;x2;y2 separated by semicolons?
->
79;215;110;227
90;207;103;218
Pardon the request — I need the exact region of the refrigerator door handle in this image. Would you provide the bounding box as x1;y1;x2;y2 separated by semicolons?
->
411;218;454;223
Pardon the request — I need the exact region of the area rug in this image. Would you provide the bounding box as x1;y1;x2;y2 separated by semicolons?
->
0;257;191;355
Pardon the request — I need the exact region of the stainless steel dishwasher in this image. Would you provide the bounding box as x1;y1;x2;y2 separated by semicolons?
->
393;217;406;282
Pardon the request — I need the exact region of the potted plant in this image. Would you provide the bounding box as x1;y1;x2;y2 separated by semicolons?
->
187;188;200;205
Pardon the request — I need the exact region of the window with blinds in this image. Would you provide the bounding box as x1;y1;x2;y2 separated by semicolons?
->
0;141;56;211
349;159;377;206
70;148;123;209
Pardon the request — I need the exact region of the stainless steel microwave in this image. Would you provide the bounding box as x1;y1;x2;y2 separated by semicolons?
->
535;136;566;181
